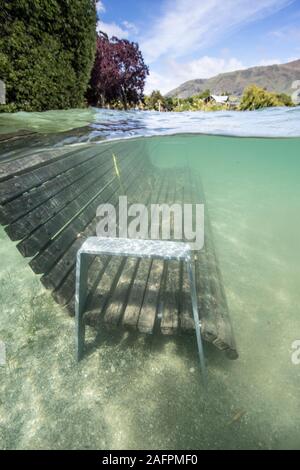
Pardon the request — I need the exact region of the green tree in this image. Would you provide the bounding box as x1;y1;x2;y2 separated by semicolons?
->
275;92;294;107
240;85;294;110
144;90;166;111
0;0;96;112
197;89;211;100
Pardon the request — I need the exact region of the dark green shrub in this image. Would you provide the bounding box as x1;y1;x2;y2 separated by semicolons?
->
0;0;96;112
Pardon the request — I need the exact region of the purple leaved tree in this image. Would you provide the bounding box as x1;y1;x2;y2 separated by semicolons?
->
88;32;149;109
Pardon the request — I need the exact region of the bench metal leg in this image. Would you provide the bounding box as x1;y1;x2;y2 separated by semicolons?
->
75;252;89;361
186;260;208;389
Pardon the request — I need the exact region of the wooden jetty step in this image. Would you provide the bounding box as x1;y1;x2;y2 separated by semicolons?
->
0;137;238;359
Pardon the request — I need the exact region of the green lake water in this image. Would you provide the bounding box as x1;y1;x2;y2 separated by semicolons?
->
0;122;299;449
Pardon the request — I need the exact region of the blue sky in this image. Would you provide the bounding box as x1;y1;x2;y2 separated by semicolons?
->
96;0;300;94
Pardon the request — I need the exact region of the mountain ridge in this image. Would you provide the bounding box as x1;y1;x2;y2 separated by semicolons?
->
165;59;300;98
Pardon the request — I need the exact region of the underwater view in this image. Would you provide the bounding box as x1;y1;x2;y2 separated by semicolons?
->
0;107;299;450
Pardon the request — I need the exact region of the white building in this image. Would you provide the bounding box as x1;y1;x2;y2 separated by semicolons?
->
204;94;229;104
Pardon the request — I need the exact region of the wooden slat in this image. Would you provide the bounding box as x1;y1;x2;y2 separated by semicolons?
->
179;260;195;331
193;173;238;357
122;258;151;329
0;132;46;162
0;142;123;204
79;159;152;322
137;259;164;333
50;155;146;306
95;162;155;326
0;127;112;165
16;147;142;257
177;167;218;337
159;170;180;334
0;147;78;181
31;178;120;275
29;155;137;274
0;142;133;229
42;154;145;292
122;173;166;330
6;157;116;239
40;182;120;290
189;169;221;341
16;175;113;255
103;258;137;328
0;144;125;224
160;260;180;335
84;256;127;321
31;151;144;276
136;172;170;333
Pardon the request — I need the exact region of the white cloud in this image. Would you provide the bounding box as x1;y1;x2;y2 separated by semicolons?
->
96;0;106;16
254;57;298;66
140;0;293;63
122;21;139;35
145;56;246;94
96;19;139;40
96;20;130;38
256;58;282;66
95;1;138;39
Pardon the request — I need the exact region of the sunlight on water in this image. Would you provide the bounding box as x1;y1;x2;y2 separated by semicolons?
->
0;109;299;449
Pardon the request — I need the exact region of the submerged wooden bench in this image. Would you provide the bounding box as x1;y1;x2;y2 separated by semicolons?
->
0;134;238;360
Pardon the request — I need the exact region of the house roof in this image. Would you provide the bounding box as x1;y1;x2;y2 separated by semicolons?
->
211;95;229;103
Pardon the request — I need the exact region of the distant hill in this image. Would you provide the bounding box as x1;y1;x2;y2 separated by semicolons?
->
166;59;300;98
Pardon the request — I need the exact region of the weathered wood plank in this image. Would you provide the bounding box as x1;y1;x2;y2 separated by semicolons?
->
0;132;46;162
0;143;122;204
0;144;126;224
103;258;138;328
137;259;164;334
30;152;144;275
79;156;152;322
178;167;219;338
16;147;142;257
87;256;127;319
50;156;147;306
31;179;120;275
179;260;195;331
136;173;170;334
0;147;77;182
193;172;238;358
158;171;180;334
91;163;155;326
40;187;119;290
15;175;113;255
122;258;151;329
70;160;150;319
42;154;145;292
122;172;166;330
160;260;180;335
6;155;118;239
